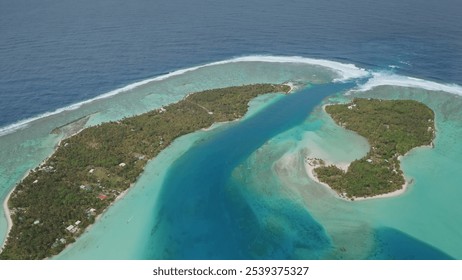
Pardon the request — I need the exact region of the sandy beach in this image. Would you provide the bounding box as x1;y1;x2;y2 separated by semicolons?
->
202;83;295;133
353;181;409;201
304;158;409;201
44;187;132;259
0;188;14;253
0;127;88;254
284;82;296;93
302;100;432;202
304;158;350;199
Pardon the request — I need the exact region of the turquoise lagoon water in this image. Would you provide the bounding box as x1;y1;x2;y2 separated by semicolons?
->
267;86;462;259
1;59;461;259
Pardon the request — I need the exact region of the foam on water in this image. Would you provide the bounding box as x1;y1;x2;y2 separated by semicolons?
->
7;60;335;259
224;56;370;81
355;72;462;96
2;58;462;259
7;56;462;138
0;56;369;137
1;0;462;260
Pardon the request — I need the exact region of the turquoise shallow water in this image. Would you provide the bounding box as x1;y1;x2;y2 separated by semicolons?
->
141;82;358;260
351;87;462;259
268;86;462;259
1;59;461;259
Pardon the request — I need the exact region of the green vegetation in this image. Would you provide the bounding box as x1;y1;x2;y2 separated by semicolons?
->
0;84;290;259
314;98;435;199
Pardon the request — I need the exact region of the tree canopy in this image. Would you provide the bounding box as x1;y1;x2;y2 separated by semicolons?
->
0;84;289;259
314;98;435;199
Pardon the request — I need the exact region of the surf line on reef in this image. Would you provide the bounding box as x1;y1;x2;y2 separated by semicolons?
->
0;55;369;137
3;55;462;139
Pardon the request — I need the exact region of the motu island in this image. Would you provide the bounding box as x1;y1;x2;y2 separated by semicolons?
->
0;84;290;259
0;87;437;259
312;98;435;200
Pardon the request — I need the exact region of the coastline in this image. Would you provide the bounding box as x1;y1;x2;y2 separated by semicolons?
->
49;187;131;259
303;99;434;201
0;84;290;259
0;127;87;253
304;139;435;201
201;83;294;132
0;188;14;253
284;82;296;93
304;158;410;201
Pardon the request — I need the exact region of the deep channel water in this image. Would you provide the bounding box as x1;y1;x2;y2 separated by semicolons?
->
1;60;460;260
143;83;355;259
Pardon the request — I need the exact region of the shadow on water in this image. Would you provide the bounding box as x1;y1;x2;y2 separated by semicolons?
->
368;227;454;260
145;82;356;259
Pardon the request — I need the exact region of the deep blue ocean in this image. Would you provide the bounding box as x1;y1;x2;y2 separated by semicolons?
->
1;0;462;260
1;0;461;129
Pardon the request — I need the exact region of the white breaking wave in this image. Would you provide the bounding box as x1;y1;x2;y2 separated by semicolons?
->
0;55;370;137
399;60;412;66
219;55;370;81
356;72;462;96
0;66;217;137
2;55;462;137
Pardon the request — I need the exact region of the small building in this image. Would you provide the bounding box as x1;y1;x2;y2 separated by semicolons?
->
86;208;96;216
75;220;81;226
33;220;40;225
89;169;95;174
66;225;78;234
98;194;108;200
80;185;92;191
119;162;126;167
33;180;38;184
59;238;67;244
347;104;357;110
